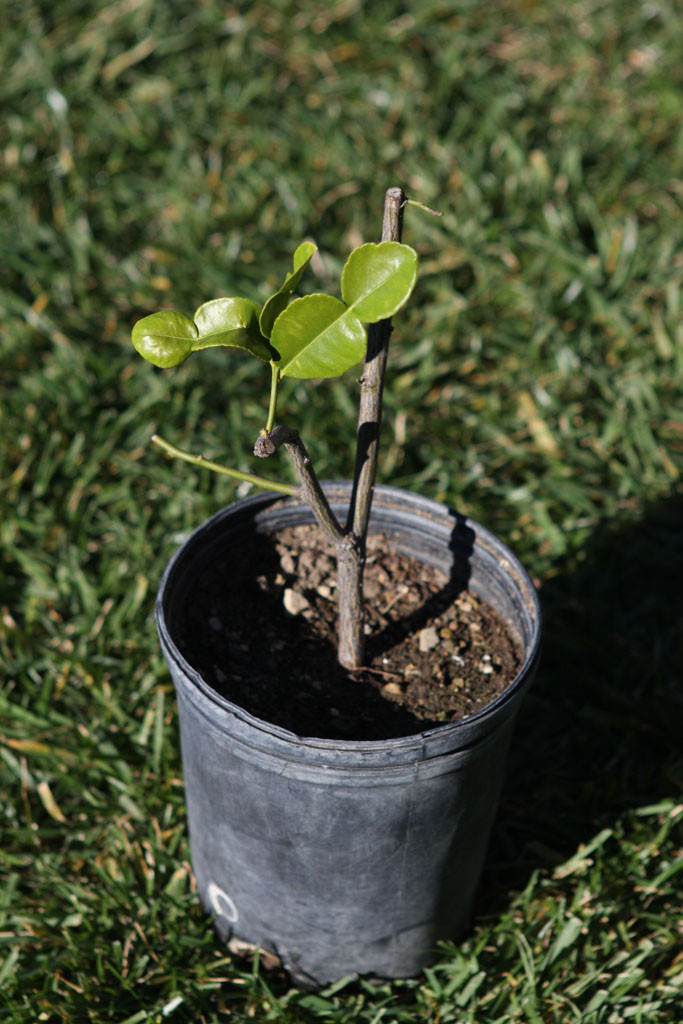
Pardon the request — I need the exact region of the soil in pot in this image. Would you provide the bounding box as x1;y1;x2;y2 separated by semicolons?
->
178;524;521;741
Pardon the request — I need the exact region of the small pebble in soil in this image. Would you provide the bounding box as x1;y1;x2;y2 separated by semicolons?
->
418;626;439;652
283;589;309;615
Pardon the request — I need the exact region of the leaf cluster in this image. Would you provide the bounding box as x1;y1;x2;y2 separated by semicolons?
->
131;241;418;384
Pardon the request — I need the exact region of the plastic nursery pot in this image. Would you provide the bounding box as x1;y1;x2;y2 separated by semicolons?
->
156;483;542;988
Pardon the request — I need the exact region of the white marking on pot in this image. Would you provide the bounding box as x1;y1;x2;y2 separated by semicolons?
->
207;881;239;923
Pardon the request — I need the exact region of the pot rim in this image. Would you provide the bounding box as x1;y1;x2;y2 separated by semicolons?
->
156;482;543;753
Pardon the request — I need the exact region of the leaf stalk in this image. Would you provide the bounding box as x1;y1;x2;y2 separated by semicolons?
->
265;362;280;433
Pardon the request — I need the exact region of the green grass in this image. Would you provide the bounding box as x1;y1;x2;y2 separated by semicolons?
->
1;0;682;1020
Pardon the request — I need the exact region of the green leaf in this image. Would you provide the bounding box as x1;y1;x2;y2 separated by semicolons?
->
341;241;418;322
193;297;273;361
271;294;366;379
131;310;198;368
259;241;317;339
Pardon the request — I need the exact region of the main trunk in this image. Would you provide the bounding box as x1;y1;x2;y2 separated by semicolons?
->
335;186;406;669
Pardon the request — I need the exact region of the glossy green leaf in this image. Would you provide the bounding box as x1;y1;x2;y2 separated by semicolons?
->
271;294;366;379
131;310;198;368
193;297;272;361
341;241;418;322
259;241;317;339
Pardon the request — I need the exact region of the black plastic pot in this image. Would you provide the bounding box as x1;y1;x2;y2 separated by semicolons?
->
156;483;542;987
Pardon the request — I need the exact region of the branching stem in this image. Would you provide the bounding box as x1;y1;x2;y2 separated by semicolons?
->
254;426;344;544
254;424;362;660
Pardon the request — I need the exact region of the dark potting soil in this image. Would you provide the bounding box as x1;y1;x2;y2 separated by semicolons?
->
178;525;522;741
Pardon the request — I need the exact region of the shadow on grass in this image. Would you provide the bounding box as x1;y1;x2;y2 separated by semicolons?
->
479;493;683;911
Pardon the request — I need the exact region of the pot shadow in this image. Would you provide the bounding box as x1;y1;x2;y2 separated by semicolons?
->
478;493;683;913
364;514;475;661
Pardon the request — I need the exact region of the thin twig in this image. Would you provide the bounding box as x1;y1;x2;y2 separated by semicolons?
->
403;197;443;217
151;434;297;496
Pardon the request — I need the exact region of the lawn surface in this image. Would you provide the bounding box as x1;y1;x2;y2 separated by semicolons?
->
1;1;682;1021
